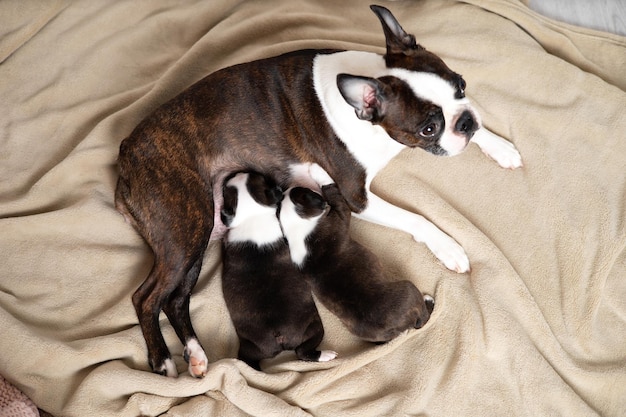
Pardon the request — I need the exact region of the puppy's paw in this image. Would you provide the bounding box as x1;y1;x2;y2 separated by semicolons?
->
183;338;209;378
155;358;179;378
309;163;334;186
424;295;435;314
318;350;338;362
473;128;523;169
425;231;470;273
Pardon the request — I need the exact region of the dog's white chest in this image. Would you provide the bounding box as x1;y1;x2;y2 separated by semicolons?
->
313;51;406;184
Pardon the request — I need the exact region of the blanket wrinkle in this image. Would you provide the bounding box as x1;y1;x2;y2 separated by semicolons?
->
459;0;626;90
0;0;69;64
1;0;625;416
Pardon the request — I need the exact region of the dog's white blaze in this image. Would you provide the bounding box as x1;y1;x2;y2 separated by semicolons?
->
279;191;324;267
225;173;283;245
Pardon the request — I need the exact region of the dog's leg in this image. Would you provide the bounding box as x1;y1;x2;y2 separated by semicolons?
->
116;168;213;377
131;260;188;378
308;163;468;271
162;257;209;378
471;127;523;169
354;192;470;273
294;318;338;363
237;337;267;371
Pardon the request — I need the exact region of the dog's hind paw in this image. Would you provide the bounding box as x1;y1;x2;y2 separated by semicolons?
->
318;350;338;362
183;338;209;378
154;358;179;378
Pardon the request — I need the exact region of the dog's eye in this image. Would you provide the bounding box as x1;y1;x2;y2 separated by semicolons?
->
419;123;439;138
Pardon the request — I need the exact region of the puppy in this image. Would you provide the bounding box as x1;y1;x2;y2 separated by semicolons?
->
115;4;521;376
220;171;337;370
280;165;434;342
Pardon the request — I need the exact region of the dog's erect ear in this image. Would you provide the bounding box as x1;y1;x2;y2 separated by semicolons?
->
337;74;386;122
370;5;420;56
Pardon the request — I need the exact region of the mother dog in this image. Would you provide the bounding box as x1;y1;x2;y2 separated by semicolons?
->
115;5;522;377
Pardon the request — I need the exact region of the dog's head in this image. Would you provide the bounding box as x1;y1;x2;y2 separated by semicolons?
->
279;187;329;266
221;171;283;229
336;5;480;156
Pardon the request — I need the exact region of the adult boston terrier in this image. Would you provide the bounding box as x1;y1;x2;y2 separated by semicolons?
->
115;5;522;377
220;171;336;371
280;164;435;343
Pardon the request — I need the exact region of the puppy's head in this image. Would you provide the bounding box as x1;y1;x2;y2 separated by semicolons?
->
279;187;329;266
221;171;282;229
337;5;481;157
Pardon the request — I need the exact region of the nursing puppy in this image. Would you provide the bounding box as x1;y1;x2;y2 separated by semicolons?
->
115;5;522;376
280;164;435;342
221;171;337;370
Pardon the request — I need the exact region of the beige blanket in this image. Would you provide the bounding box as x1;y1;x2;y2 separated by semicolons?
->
1;0;625;416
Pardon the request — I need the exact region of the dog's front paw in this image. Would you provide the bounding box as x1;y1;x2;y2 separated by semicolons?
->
425;231;470;273
308;163;334;186
318;350;338;362
183;338;209;378
473;128;523;169
484;140;523;169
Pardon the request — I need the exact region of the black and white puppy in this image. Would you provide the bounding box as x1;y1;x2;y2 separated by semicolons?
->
280;164;435;343
220;171;337;370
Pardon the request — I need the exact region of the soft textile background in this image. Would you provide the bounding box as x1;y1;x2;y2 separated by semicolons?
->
1;0;625;416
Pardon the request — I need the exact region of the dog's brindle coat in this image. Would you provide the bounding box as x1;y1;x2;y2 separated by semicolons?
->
116;5;521;377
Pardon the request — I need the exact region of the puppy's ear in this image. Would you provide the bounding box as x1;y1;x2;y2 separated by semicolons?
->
370;5;421;56
265;184;283;206
289;187;327;218
247;172;282;207
337;74;387;122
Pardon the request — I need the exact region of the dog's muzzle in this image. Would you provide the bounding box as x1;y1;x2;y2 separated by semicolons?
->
455;110;477;138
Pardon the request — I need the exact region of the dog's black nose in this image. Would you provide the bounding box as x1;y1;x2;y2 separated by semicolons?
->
455;110;475;134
